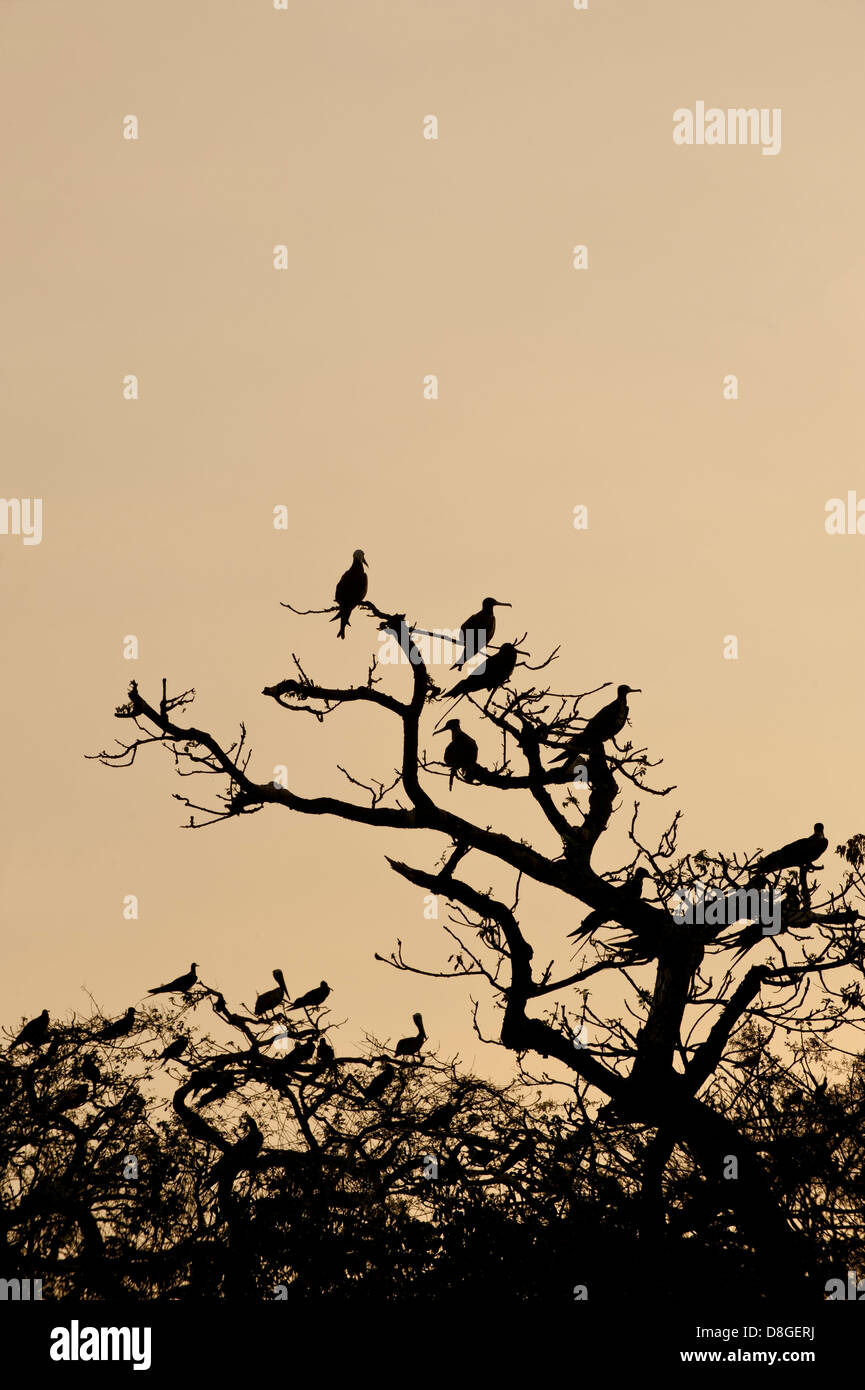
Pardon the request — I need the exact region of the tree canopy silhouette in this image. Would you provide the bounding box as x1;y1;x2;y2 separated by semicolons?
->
86;565;865;1298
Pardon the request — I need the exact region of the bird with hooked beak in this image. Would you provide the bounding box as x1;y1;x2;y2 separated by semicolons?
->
435;719;479;790
551;684;641;769
332;549;368;638
451;597;511;669
443;643;519;705
95;1007;135;1041
748;823;828;887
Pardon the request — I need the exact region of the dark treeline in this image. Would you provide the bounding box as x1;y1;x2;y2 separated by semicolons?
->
1;979;863;1302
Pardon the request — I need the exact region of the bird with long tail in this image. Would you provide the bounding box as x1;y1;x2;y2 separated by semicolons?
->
748;823;828;887
437;644;518;727
568;867;652;943
450;597;510;669
434;719;479;790
148;963;198;996
551;684;640;769
95;1007;135;1041
331;549;368;638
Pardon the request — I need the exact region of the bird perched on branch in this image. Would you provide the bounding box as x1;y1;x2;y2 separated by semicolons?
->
197;1075;234;1107
189;1068;225;1096
364;1062;395;1102
206;1116;263;1189
451;597;511;669
552;685;641;766
725;884;807;963
96;1007;135;1041
158;1036;188;1062
568;867;652;942
81;1056;101;1085
394;1013;426;1057
727;919;781;965
255;969;287;1016
332;549;368;638
435;719;479;790
11;1009;49;1050
499;1136;533;1174
444;643;518;703
749;823;828;884
52;1083;90;1113
289;981;330;1011
280;1038;316;1071
148;963;198;996
423;1100;459;1132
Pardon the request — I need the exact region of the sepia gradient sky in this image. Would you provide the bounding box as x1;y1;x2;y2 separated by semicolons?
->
2;0;864;1075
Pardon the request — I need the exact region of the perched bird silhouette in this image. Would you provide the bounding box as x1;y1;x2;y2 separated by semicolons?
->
423;1100;459;1131
148;963;198;996
81;1055;101;1085
450;597;511;670
158;1036;188;1062
197;1075;234;1107
499;1136;533;1174
96;1007;135;1041
11;1010;50;1050
728;921;778;965
568;868;652;942
289;981;330;1011
255;969;287;1016
445;644;518;702
206;1116;263;1189
332;549;368;638
394;1012;426;1058
552;685;641;765
364;1062;395;1102
189;1068;224;1096
52;1083;90;1113
280;1038;316;1070
435;719;479;790
750;824;828;882
316;1038;335;1067
726;884;803;963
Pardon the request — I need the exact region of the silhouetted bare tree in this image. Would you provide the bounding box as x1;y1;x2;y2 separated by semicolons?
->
90;576;865;1297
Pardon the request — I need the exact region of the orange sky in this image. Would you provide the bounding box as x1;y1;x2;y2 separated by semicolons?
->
2;0;864;1078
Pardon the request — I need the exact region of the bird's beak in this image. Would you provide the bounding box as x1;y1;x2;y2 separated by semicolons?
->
494;600;511;607
627;687;642;694
433;727;448;735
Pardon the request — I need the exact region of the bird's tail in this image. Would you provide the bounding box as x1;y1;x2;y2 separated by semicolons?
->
329;608;349;637
567;910;601;941
551;743;584;765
